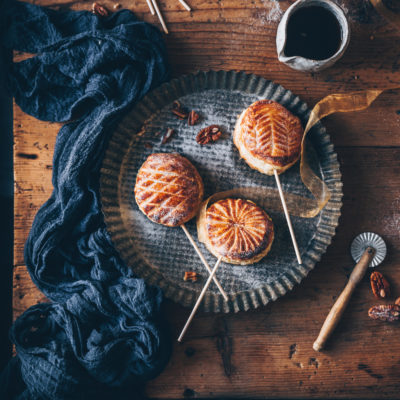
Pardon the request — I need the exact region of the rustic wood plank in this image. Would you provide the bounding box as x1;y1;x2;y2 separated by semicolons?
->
14;104;58;266
12;0;400;267
12;0;400;398
13;266;48;322
13;147;400;397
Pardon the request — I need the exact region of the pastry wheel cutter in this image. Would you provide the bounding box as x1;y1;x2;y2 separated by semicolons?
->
313;232;387;351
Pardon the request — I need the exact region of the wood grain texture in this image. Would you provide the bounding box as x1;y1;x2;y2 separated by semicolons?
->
12;0;400;398
13;266;48;322
14;105;59;266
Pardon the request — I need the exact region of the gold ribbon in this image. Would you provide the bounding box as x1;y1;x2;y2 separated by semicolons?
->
299;89;383;216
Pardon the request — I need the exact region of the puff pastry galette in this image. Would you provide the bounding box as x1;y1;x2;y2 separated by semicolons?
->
134;153;204;227
204;198;274;265
233;100;303;175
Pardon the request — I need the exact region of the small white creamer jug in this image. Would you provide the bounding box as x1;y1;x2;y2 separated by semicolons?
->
276;0;350;72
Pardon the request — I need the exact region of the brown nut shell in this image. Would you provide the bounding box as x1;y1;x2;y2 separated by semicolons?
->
368;304;400;322
370;271;390;299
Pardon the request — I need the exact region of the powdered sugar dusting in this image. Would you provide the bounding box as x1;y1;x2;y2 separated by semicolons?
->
261;0;283;23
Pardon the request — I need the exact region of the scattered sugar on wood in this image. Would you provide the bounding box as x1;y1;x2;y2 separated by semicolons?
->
261;0;283;23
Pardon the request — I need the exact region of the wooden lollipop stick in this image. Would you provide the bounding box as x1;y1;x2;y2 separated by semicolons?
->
313;247;375;352
273;169;302;265
178;256;223;342
146;0;155;15
178;0;191;11
151;0;168;34
181;224;228;301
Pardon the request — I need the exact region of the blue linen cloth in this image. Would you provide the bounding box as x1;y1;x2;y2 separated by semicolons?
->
1;1;171;398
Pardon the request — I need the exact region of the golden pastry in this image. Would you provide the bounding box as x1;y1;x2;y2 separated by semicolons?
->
134;153;204;227
233;100;303;175
204;198;274;265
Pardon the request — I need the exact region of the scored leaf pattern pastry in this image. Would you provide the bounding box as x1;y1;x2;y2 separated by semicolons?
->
233;100;303;175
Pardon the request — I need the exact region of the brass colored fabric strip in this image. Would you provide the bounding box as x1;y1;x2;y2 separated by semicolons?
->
299;89;383;217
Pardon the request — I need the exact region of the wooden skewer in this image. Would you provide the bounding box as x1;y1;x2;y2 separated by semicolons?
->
151;0;168;34
273;169;302;265
177;0;191;11
146;0;155;15
181;224;228;301
178;256;223;342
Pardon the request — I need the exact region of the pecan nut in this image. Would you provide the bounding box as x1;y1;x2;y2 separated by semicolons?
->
188;110;200;126
368;304;400;322
92;2;109;16
183;271;199;282
196;125;222;145
172;100;189;119
370;271;390;299
161;128;174;144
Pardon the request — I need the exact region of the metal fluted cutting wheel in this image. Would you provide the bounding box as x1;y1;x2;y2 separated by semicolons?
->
100;71;343;313
350;232;387;268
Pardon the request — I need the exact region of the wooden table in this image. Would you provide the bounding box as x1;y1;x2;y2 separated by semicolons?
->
13;0;400;398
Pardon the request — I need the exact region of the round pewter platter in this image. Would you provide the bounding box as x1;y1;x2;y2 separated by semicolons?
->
100;70;343;313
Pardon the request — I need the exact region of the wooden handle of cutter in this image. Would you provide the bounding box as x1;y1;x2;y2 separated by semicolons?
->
313;247;375;352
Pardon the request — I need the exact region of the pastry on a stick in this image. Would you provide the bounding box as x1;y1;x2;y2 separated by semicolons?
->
233;100;303;175
134;153;204;227
204;198;274;265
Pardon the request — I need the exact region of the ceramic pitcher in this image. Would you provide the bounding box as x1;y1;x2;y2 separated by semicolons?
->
276;0;350;72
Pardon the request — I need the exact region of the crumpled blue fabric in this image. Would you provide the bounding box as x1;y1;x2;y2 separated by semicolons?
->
1;1;171;398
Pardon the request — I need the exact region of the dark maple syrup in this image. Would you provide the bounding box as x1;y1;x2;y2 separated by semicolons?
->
284;6;342;61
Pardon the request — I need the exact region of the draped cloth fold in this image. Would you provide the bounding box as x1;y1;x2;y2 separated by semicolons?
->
1;1;171;398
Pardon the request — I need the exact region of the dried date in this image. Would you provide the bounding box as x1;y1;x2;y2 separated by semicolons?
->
196;125;222;145
183;271;199;282
368;304;400;322
92;2;109;17
370;271;390;299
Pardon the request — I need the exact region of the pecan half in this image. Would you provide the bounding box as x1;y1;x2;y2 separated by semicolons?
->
370;271;390;299
196;125;222;145
188;110;200;126
368;304;400;322
161;128;174;144
172;100;189;119
183;271;199;282
92;2;109;16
